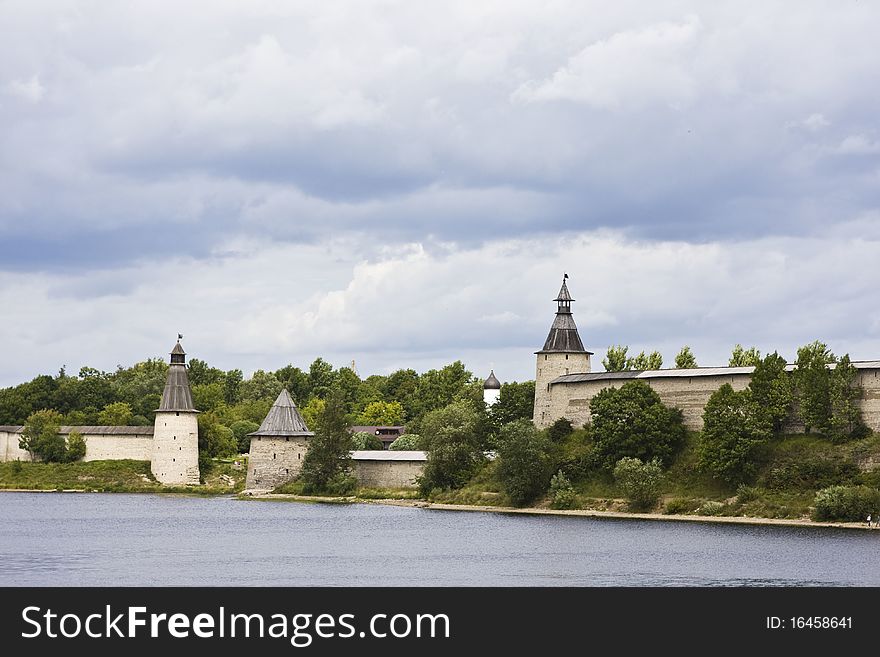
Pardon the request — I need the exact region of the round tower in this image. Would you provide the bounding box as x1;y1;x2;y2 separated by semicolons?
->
151;339;200;485
533;275;593;428
483;370;501;406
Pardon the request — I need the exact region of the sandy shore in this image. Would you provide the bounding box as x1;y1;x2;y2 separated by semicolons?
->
243;492;880;531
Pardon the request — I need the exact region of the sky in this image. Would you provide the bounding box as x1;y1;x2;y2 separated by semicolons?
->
1;1;879;387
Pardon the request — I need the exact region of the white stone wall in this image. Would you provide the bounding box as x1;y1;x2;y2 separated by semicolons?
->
352;459;424;489
537;367;880;433
533;351;592;426
483;388;501;406
0;429;153;462
151;411;200;485
245;435;310;491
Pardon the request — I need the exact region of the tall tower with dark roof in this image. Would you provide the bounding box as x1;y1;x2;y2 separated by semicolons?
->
151;339;200;485
533;275;593;427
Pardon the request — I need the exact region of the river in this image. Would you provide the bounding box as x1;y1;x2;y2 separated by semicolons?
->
1;493;877;586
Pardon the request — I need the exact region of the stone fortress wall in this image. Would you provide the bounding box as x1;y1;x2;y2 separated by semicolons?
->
0;426;154;462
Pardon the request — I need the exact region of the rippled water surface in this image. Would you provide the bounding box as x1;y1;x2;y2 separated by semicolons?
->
1;493;878;586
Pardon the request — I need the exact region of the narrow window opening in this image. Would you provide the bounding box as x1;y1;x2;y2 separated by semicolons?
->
176;412;179;417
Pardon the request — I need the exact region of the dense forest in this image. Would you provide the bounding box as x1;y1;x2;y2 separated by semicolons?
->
0;357;536;457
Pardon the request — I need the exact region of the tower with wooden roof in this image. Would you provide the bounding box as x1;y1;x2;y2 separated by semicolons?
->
245;388;315;491
533;275;593;426
151;339;200;485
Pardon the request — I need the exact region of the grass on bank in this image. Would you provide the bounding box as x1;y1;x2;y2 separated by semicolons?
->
271;478;420;500
0;458;248;494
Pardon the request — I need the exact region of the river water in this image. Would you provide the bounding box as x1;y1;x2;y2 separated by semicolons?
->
1;493;877;586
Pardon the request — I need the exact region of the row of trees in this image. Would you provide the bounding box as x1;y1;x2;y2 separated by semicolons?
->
601;345;697;371
699;342;867;486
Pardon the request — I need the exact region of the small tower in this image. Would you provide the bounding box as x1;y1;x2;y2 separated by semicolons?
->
245;389;315;491
533;275;593;428
483;370;501;406
151;339;200;485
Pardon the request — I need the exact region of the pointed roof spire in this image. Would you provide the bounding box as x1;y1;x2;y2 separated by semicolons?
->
483;370;501;390
537;275;592;354
249;389;315;437
157;338;196;412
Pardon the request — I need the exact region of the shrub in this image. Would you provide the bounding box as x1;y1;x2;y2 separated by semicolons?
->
812;485;880;522
389;434;422;450
20;409;67;463
324;472;358;496
613;457;663;511
350;432;383;450
591;381;686;468
549;471;577;510
664;498;700;515
547;418;573;442
418;401;485;495
764;459;859;492
735;484;759;503
231;420;260;453
11;459;23;474
65;431;87;462
697;501;726;516
495;420;553;507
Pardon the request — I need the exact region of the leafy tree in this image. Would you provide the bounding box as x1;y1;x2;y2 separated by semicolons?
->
812;485;880;522
111;358;168;418
308;358;337;399
602;345;630;372
197;413;237;458
358;400;405;426
66;430;87;462
495;419;553;506
299;397;325;431
381;368;420;421
351;431;383;450
418;401;485;494
300;388;354;494
489;381;535;426
549;471;577;509
187;358;226;387
275;365;311;405
192;383;225;412
389;434;423;450
699;384;771;485
590;381;685;468
223;368;243;405
749;352;793;433
793;340;836;434
414;361;475;420
674;346;697;369
828;354;865;441
240;370;283;403
613;457;664;511
97;401;133;426
547;417;574;442
628;350;663;371
20;409;66;463
230;420;260;453
334;366;365;415
729;344;762;367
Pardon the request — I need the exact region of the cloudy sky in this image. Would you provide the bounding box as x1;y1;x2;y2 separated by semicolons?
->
1;1;879;386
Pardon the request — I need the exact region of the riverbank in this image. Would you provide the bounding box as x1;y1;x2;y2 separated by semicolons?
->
242;491;880;531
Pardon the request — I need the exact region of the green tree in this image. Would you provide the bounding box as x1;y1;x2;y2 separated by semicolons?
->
828;354;865;441
749;352;793;433
602;345;630;372
489;381;535;425
699;384;771;485
495;419;553;507
614;457;664;511
549;471;577;509
729;344;762;367
197;413;237;458
590;381;685;468
300;388;354;494
187;358;226;386
674;346;697;369
308;358;337;399
628;350;663;370
350;431;383;450
230;419;260;453
192;383;225;412
793;340;836;434
97;401;133;426
414;361;475;421
20;409;66;463
240;370;283;403
380;368;420;421
547;417;573;442
275;365;311;404
223;369;243;405
418;401;485;494
300;397;325;431
65;430;87;462
358;400;405;426
389;434;423;450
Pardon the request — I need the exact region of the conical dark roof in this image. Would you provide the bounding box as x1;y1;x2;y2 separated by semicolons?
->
483;370;501;389
249;389;314;437
171;342;186;356
555;278;573;302
157;360;197;412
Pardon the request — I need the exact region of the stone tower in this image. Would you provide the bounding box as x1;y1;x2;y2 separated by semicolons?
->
245;389;315;491
483;370;501;406
151;340;200;485
533;275;592;428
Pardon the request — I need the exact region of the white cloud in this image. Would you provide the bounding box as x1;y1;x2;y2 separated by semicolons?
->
836;134;880;155
4;75;44;102
512;15;702;109
801;113;830;132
